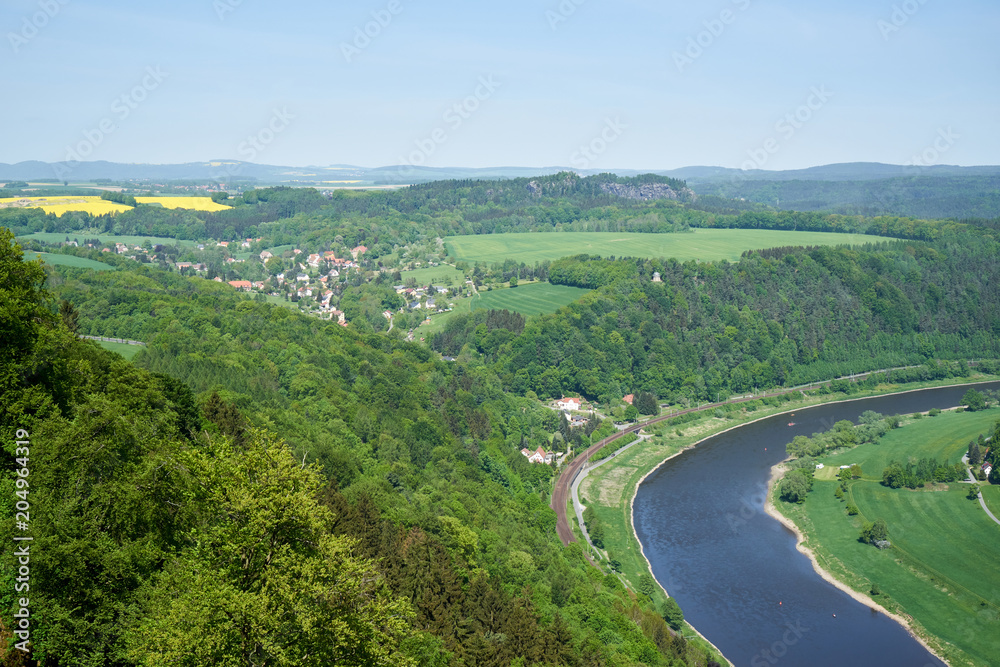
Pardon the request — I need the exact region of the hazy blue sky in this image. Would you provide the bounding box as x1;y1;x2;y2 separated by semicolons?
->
3;0;998;170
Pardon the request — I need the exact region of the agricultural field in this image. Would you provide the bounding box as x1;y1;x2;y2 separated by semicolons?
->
0;196;131;217
470;282;592;316
443;229;894;265
17;232;197;247
134;196;231;211
21;251;115;271
401;264;466;286
786;408;1000;666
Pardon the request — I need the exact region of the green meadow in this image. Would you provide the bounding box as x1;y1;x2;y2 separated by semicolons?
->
18;232;197;247
443;229;893;265
92;340;144;360
470;283;591;316
22;251;115;271
401;264;466;286
782;408;1000;666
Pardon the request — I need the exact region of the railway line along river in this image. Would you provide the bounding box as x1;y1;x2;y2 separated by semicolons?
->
632;382;1000;667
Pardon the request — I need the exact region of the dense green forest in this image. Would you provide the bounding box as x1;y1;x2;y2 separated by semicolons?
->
1;229;717;666
690;174;1000;219
432;228;1000;405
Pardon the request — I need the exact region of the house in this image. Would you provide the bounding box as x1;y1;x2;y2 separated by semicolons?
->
227;280;252;291
652;271;662;282
217;241;229;248
323;251;337;261
351;245;368;258
260;250;273;260
623;394;634;405
307;253;321;267
984;461;994;477
176;262;193;271
528;447;547;464
556;397;581;412
296;273;309;282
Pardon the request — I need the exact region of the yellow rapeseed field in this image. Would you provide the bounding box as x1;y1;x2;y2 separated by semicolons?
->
0;195;232;216
135;196;231;211
0;196;131;217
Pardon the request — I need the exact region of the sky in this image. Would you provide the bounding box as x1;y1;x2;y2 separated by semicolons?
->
3;0;999;171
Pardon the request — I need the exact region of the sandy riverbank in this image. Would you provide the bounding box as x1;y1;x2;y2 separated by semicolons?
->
763;463;951;666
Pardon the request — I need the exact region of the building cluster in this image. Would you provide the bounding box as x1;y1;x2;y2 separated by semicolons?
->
394;284;452;312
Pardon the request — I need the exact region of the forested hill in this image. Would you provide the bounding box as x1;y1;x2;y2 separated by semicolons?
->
1;228;718;666
4;174;977;253
432;230;1000;405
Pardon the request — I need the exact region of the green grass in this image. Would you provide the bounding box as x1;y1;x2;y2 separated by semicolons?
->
401;264;466;286
413;295;473;340
22;251;115;271
782;408;1000;665
820;408;1000;478
443;229;894;265
263;294;300;311
982;485;1000;517
470;283;591;316
263;244;295;257
17;232;197;247
92;340;143;360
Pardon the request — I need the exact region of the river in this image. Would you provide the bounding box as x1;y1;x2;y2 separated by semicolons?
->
632;382;999;667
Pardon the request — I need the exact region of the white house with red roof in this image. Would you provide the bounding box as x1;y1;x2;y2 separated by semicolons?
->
556;397;581;412
623;394;635;405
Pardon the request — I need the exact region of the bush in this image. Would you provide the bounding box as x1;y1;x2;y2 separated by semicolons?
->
912;412;923;420
870;583;881;596
660;598;685;630
860;518;889;546
928;408;941;417
846;504;859;515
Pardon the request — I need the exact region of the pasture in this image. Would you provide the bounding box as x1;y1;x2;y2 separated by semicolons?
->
470;283;591;316
443;229;893;265
22;251;115;271
134;196;231;212
92;340;144;360
17;232;197;247
820;408;1000;478
401;264;466;286
789;408;1000;665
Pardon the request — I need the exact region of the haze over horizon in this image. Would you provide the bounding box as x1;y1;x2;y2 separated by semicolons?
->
4;0;998;172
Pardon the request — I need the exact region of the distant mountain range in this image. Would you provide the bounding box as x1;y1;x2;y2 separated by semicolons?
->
4;160;998;219
2;159;999;187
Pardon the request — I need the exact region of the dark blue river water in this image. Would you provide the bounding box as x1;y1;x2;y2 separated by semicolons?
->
633;382;999;667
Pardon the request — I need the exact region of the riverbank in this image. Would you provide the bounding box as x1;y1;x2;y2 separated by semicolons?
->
763;465;950;665
578;374;999;666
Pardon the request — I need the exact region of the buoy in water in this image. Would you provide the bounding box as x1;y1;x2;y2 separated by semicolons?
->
832;613;836;618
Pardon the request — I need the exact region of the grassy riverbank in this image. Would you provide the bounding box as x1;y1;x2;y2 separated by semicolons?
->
770;408;1000;667
568;372;999;664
